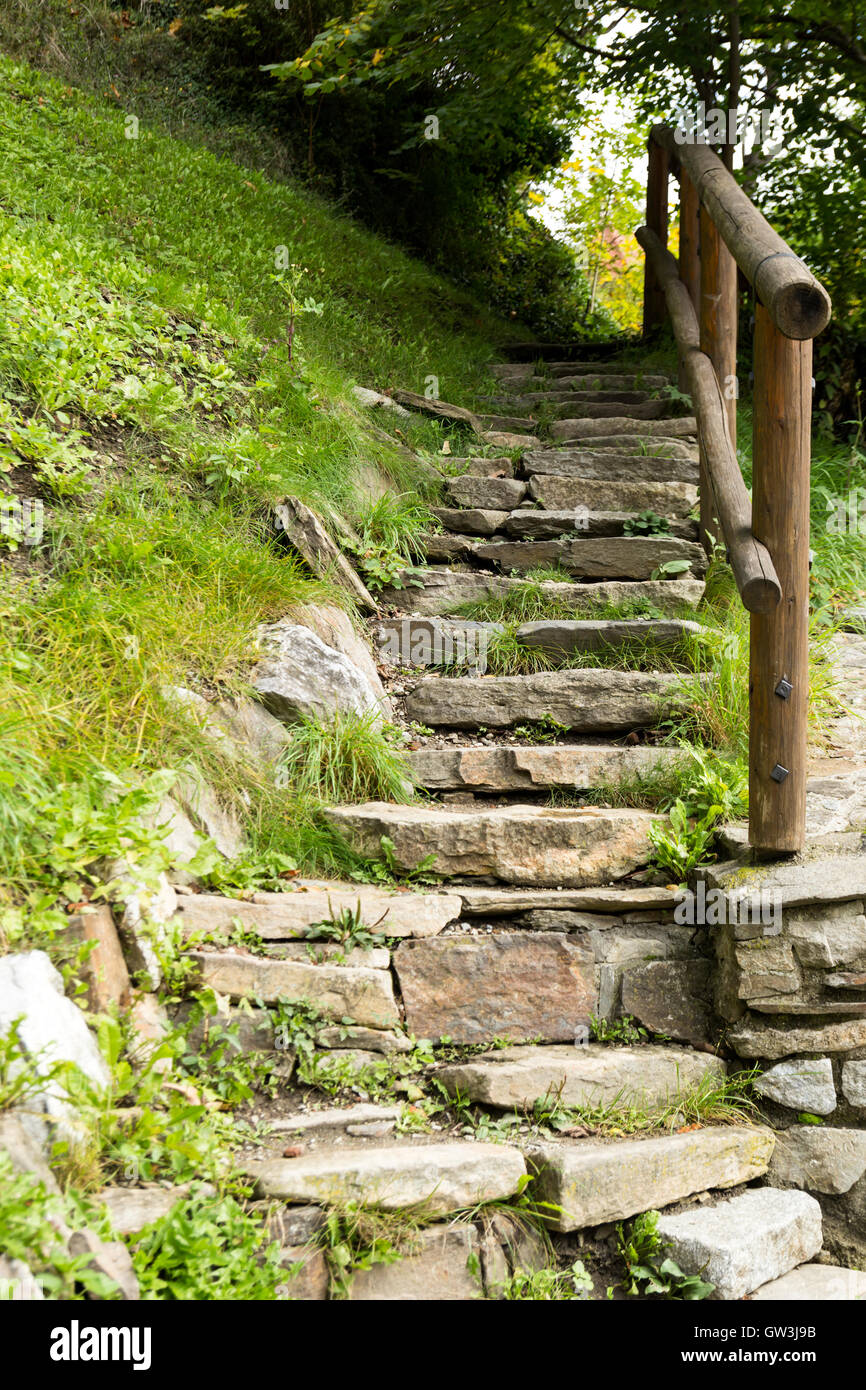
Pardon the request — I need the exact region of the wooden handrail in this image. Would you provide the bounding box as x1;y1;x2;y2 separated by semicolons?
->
638;128;827;854
650;124;831;340
636;227;781;613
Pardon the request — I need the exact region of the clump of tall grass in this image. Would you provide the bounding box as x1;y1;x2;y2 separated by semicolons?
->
275;710;414;807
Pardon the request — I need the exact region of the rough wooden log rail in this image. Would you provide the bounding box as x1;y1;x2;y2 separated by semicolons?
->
636;227;781;614
649;124;831;340
638;124;832;854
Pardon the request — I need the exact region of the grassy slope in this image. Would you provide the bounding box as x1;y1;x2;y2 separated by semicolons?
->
0;51;526;940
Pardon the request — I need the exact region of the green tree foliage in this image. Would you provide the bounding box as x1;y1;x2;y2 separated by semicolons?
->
168;0;606;337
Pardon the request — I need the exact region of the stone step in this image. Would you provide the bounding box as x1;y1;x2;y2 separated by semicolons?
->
443;456;515;477
430;507;509;537
437;1043;724;1110
444;476;527;510
492;372;673;392
555;435;698;458
477;413;539;434
551;416;697;444
186;949;400;1029
528;475;697;517
491;361;675;379
472;536;705;580
505;389;656;408
514;617;702;656
323;802;657;887
404;667;689;732
428;514;698;547
379;567;705;618
750;1263;866;1300
524;449;699;483
421;533;475;564
526;1127;775;1232
377;616;699;672
245;1141;526;1216
376;616;503;668
406;742;688;793
545;400;673;421
657;1189;823;1301
456;883;680;915
501;511;698;542
172;882;461;939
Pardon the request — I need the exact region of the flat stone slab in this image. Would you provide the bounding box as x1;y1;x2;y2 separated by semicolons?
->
520;374;672;391
550;415;697;442
700;851;866;912
750;1263;866;1301
473;536;705;581
546;400;670;420
394;935;595;1043
445;476;527;510
511;389;654;407
657;1188;823;1301
379;567;705;617
404;668;687;732
246;1142;526;1215
502;510;697;542
407;743;687;793
438;1044;725;1110
524;450;698;482
186;950;399;1029
173;883;460;939
375;617;503;670
527;1127;775;1231
768;1126;866;1194
730;1016;866;1059
429;507;509;537
422;533;474;564
269;1103;402;1134
445;456;514;477
456;885;681;915
528;475;698;517
324;802;657;887
515;619;701;656
754;1058;837;1115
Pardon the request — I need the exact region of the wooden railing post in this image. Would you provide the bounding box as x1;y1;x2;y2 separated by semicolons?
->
643;138;669;335
698;206;738;552
677;167;701;398
678;170;701;313
749;301;812;853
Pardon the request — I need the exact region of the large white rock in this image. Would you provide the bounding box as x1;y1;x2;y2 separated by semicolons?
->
657;1188;823;1300
841;1059;866;1107
252;620;385;726
768;1126;866;1195
754;1058;836;1115
247;1142;526;1216
0;952;109;1146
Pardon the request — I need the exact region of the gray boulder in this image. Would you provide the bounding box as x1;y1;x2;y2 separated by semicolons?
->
252;619;386;726
0;952;109;1148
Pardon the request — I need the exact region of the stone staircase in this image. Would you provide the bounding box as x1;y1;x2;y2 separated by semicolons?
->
157;348;864;1299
